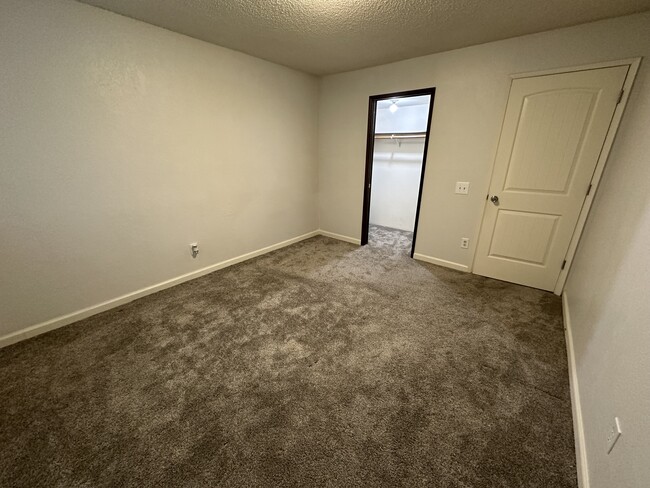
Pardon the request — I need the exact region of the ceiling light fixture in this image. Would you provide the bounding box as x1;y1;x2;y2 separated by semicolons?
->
389;100;398;113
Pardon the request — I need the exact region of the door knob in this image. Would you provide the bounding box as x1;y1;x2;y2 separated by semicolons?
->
490;195;499;205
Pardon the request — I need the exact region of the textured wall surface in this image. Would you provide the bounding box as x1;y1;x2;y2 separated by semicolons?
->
76;0;650;74
564;46;650;488
0;0;319;339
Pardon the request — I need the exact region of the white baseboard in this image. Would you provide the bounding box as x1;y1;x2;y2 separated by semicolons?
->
413;253;469;272
318;229;361;245
0;230;320;349
0;231;471;348
563;291;590;488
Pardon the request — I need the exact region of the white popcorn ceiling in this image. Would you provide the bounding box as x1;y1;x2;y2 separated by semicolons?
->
76;0;650;75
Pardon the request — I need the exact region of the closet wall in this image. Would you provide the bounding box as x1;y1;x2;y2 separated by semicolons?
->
369;139;425;231
369;101;429;232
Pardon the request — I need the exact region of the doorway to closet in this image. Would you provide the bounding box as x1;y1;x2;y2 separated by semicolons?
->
361;88;435;257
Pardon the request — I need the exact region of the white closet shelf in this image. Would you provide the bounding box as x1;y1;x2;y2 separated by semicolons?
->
374;132;426;140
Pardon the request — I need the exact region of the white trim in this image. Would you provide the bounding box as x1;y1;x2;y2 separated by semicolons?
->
318;230;361;245
0;230;320;349
413;253;469;272
553;57;641;294
563;291;590;488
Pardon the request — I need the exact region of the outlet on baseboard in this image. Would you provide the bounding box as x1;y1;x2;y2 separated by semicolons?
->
606;417;622;454
460;238;469;249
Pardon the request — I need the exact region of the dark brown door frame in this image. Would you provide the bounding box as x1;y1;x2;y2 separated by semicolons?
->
360;87;436;258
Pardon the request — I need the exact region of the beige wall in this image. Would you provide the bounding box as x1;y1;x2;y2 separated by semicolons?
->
318;12;650;272
0;0;319;340
564;51;650;488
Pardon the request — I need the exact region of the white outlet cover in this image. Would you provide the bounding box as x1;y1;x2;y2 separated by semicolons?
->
606;417;622;454
455;182;470;194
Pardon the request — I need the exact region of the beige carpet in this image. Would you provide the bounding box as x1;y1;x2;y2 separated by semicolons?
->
0;225;576;487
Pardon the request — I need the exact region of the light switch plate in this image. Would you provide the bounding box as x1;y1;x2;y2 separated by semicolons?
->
455;182;470;194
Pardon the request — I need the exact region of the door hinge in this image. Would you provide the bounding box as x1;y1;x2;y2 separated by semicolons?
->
617;89;624;105
561;259;567;270
586;183;592;196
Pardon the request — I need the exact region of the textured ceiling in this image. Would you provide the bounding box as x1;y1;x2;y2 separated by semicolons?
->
76;0;650;75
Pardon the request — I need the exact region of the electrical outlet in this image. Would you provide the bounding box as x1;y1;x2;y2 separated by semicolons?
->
455;182;470;194
460;238;469;249
190;243;199;258
606;417;622;454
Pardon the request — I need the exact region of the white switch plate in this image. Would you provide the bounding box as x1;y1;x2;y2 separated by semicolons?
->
606;417;622;454
455;181;470;194
460;238;469;249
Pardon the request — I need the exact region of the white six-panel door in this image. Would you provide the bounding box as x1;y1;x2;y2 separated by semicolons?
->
473;66;628;291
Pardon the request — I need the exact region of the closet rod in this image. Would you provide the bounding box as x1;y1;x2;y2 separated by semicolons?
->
374;132;426;139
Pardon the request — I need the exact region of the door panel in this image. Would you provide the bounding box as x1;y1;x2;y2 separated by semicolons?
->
473;66;628;291
505;89;597;193
489;211;559;265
